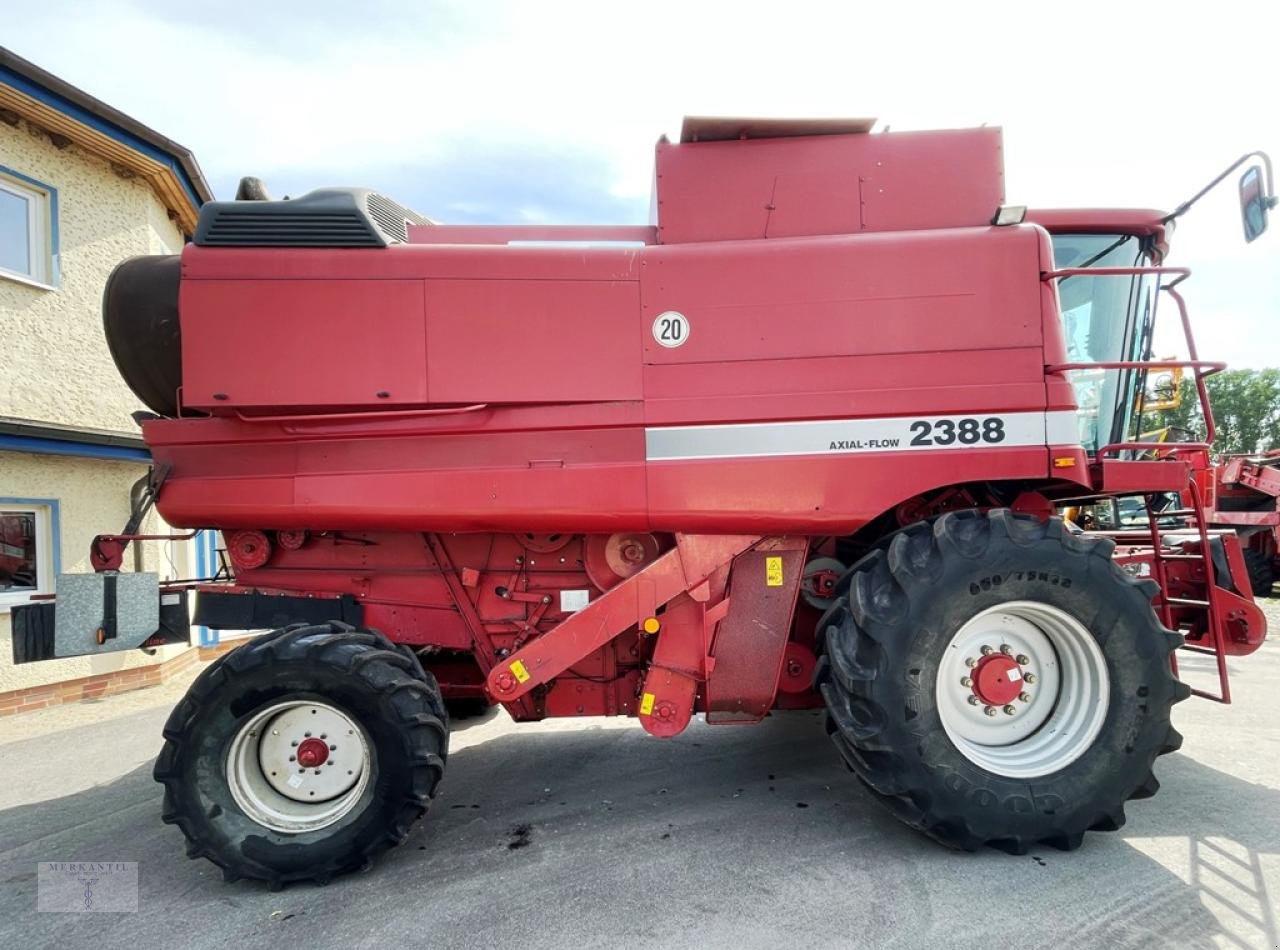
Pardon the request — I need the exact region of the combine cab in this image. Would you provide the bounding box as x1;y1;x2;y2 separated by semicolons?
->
14;117;1275;886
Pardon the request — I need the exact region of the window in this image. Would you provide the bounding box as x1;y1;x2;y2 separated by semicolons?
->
0;502;57;609
0;170;54;287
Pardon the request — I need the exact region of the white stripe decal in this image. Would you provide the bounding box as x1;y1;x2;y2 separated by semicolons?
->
645;411;1080;461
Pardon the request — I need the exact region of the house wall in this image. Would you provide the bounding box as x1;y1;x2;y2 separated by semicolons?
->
0;450;191;694
1;115;184;431
1;115;197;700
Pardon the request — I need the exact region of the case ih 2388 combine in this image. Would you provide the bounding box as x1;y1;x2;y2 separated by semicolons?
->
14;118;1276;887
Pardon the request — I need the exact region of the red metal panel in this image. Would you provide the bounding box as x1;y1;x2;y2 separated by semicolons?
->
705;541;807;723
181;278;427;409
425;279;643;403
655;128;1003;244
181;243;642;282
640;227;1043;367
645;446;1050;535
641;349;1047;426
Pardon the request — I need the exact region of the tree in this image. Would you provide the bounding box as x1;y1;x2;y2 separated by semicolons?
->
1148;369;1280;457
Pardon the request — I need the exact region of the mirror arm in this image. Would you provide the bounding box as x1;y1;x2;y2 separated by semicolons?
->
1163;150;1276;224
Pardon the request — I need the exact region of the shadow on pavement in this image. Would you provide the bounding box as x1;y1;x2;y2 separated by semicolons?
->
0;711;1275;949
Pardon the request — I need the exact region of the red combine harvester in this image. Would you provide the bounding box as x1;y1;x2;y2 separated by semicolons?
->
1200;452;1280;597
14;118;1276;887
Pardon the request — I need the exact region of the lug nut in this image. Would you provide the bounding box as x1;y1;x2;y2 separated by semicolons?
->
1024;673;1037;684
1016;654;1030;665
965;657;977;668
1019;692;1031;703
1000;644;1012;654
980;645;994;655
983;705;997;717
967;696;980;706
960;676;973;687
1002;705;1017;715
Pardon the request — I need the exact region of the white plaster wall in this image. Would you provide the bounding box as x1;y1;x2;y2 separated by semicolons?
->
0;450;192;693
1;118;195;694
0;117;184;432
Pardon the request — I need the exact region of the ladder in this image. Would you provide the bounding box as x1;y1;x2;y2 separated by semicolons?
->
1144;479;1231;703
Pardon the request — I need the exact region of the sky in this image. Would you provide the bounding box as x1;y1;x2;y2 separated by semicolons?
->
5;0;1278;367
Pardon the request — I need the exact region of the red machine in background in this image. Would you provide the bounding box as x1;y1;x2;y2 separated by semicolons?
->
15;117;1275;888
1199;452;1280;597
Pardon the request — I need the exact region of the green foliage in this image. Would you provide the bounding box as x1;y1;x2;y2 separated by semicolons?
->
1148;369;1280;456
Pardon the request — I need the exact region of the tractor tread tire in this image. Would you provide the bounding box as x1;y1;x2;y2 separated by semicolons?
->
815;509;1187;853
155;621;448;888
1243;547;1275;598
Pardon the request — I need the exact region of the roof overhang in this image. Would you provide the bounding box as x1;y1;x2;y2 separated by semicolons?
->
1026;208;1172;261
0;46;211;235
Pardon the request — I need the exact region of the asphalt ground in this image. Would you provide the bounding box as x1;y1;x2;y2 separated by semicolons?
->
1;600;1278;949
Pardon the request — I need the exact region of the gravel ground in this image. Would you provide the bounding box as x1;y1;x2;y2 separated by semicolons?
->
1;600;1277;949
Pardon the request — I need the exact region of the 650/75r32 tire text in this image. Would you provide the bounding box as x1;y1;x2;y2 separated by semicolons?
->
815;509;1189;853
154;622;448;887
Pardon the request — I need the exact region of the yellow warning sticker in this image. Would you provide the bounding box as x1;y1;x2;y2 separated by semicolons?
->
640;692;655;715
766;555;784;587
510;660;530;684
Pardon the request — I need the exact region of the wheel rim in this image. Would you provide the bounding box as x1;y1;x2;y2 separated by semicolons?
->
935;601;1110;778
226;700;371;834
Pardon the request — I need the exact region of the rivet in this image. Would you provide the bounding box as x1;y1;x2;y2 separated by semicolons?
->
1003;705;1017;715
1024;673;1037;684
983;705;997;716
1016;654;1030;665
1019;692;1031;703
272;729;279;736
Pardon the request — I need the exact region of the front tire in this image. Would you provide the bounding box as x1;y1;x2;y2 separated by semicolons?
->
816;509;1188;853
154;622;448;886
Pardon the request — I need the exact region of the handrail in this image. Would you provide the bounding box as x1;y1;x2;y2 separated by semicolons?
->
1042;265;1191;282
1096;441;1210;457
1041;265;1220;452
1046;359;1225;373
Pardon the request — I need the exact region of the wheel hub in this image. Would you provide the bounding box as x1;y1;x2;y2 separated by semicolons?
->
935;601;1110;778
227;699;371;834
295;737;330;769
971;653;1024;706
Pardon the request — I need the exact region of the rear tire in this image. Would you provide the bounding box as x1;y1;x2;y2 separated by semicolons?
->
154;622;448;886
815;509;1187;853
1243;547;1274;598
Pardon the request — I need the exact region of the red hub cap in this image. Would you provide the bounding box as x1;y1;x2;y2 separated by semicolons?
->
971;654;1023;706
295;737;329;768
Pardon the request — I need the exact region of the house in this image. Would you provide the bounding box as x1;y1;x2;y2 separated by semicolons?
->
0;47;220;714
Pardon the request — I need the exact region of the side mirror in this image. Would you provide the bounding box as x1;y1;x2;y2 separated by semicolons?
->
1240;165;1269;242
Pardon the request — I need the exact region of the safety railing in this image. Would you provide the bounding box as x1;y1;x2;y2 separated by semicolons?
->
1041;266;1225;460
